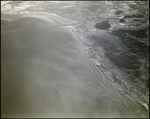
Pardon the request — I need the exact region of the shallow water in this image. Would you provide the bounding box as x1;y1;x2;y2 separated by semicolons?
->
1;1;149;118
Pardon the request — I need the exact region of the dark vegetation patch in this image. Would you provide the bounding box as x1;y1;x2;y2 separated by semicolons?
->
115;10;124;15
133;19;141;21
129;4;137;9
92;27;149;70
124;14;144;19
122;33;149;56
92;36;119;53
110;29;147;38
106;52;140;70
120;19;125;23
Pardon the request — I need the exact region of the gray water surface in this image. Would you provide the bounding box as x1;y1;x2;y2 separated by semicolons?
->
1;1;149;118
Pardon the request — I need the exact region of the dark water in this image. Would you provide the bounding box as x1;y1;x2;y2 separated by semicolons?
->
94;21;111;30
1;1;149;118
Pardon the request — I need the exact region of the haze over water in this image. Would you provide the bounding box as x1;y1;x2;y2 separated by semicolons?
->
1;1;149;118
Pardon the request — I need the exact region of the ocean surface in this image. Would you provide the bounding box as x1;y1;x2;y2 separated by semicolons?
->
1;1;149;118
